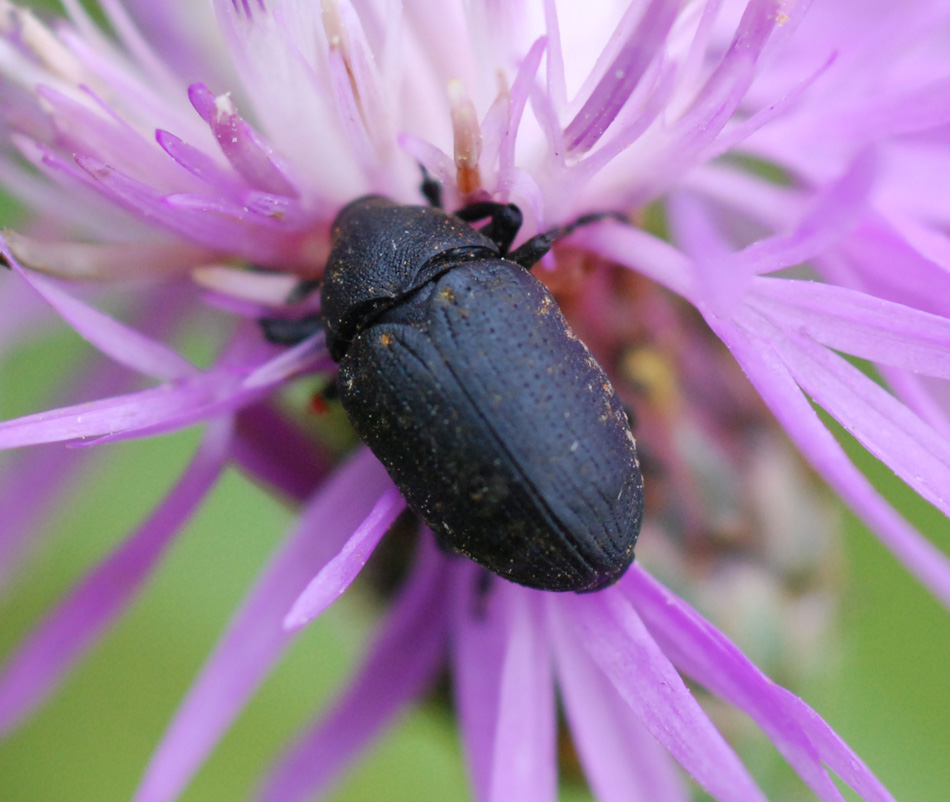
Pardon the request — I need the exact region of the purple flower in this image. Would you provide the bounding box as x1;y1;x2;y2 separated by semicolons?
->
0;0;948;800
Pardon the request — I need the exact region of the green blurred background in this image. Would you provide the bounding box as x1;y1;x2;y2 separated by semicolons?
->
1;2;949;800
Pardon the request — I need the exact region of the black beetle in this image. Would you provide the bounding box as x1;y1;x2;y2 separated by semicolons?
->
268;193;643;592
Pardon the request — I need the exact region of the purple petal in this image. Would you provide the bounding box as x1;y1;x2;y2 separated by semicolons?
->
487;587;556;802
0;443;96;591
283;487;406;630
452;565;506;802
557;590;768;802
187;83;299;198
672;0;779;147
576;221;694;298
155;129;248;195
231;403;331;503
625;567;896;802
254;536;450;802
711;314;950;608
72;154;300;264
133;448;392;802
751;278;950;378
0;330;327;450
0;419;231;736
551;595;690;802
3;247;195;381
759;319;950;520
835;216;950;318
735;150;876;277
563;0;678;154
0;350;134;590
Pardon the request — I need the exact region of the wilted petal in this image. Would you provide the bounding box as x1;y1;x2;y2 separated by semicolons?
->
133;448;392;802
3;228;210;280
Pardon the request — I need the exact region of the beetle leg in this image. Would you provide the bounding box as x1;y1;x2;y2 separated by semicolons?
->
507;211;628;269
285;278;321;304
419;165;443;209
454;201;524;254
259;312;323;345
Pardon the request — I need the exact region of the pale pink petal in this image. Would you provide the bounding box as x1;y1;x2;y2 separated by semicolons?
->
451;565;506;802
488;587;556;802
750;278;950;378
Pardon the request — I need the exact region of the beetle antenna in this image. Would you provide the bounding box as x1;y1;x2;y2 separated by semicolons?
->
507;211;629;269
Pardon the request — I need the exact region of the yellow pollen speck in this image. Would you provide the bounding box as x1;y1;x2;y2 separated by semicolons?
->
380;333;393;346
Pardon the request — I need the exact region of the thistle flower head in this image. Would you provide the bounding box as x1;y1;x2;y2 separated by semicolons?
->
1;1;949;800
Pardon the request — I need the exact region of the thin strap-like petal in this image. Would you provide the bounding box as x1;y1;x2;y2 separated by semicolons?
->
550;595;690;802
254;536;450;802
3;248;195;381
625;567;897;802
284;487;406;630
712;314;950;608
559;590;768;802
0;418;231;736
133;448;392;802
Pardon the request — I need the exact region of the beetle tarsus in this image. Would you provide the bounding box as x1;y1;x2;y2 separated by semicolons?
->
259;313;323;346
454;201;524;255
419;165;443;209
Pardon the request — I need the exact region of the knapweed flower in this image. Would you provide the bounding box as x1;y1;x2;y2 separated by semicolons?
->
0;0;948;800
